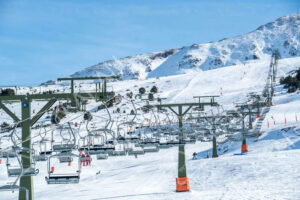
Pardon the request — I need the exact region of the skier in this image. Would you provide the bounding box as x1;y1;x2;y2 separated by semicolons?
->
192;152;197;160
81;153;86;166
86;154;91;166
206;151;210;159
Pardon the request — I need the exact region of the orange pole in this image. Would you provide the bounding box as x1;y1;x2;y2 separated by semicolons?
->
284;117;287;125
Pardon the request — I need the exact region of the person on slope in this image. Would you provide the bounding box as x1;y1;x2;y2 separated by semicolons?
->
192;152;197;160
80;153;86;166
86;154;91;166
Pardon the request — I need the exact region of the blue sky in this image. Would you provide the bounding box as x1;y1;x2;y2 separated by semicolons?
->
0;0;299;86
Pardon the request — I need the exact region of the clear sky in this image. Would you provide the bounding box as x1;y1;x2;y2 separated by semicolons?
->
0;0;299;86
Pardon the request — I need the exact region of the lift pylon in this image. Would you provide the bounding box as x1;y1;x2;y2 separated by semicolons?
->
145;97;218;192
0;82;115;200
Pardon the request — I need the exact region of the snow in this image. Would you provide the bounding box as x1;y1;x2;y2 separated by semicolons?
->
1;54;300;199
64;13;300;81
1;127;300;200
1;13;300;200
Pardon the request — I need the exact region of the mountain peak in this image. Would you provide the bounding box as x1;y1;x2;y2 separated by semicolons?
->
71;13;300;80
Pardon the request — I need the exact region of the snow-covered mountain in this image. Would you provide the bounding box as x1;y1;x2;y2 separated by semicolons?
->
71;13;300;80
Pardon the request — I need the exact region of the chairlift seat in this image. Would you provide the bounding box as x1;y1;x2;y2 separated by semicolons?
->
45;174;80;184
53;144;76;152
0;151;17;158
7;167;39;177
125;135;139;142
40;151;52;155
143;145;159;153
96;154;108;160
110;150;126;156
141;140;160;146
0;184;21;191
34;154;47;162
166;141;180;146
79;145;114;154
184;138;196;144
128;147;145;155
59;156;73;163
159;142;173;148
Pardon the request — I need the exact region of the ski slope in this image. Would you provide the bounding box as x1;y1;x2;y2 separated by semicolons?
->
1;125;300;200
0;56;300;200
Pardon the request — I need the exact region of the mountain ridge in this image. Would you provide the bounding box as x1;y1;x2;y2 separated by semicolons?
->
67;13;300;81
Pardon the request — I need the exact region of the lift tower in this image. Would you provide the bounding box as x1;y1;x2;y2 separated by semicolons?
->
0;79;115;200
57;76;119;110
145;96;218;192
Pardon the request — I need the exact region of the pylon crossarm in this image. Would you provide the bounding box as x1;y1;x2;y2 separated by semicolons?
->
31;98;57;126
182;106;193;116
167;106;178;116
0;101;20;122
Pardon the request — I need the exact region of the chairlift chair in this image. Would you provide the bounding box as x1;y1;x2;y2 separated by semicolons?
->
128;145;145;156
0;146;29;200
6;147;39;177
96;154;108;160
45;153;81;184
140;138;160;152
52;123;77;152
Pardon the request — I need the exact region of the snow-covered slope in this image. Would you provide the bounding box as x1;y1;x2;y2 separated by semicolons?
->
71;49;178;80
70;13;300;80
1;55;300;200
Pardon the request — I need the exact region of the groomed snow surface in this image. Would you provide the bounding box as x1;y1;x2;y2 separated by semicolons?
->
1;125;300;200
1;56;300;200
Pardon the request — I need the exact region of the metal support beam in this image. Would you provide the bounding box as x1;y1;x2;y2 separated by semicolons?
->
212;119;218;158
0;85;115;200
19;97;33;200
31;98;57;126
0;101;20;122
178;106;187;177
145;98;219;191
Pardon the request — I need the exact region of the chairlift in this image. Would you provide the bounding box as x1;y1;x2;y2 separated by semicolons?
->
33;132;53;162
127;143;145;156
45;153;81;184
79;129;115;155
51;105;67;124
0;146;29;200
58;151;74;163
6;147;39;177
6;129;39;177
52;123;77;152
96;154;108;160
